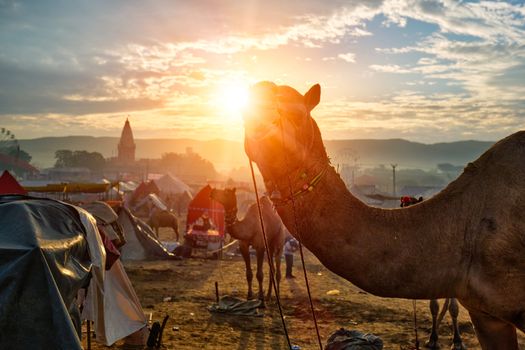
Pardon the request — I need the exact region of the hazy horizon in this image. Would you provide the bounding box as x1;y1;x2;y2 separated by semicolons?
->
17;133;497;144
2;1;525;144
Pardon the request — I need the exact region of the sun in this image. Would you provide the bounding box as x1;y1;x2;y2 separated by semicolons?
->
213;82;249;121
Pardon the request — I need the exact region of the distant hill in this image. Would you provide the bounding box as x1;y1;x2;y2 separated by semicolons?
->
324;139;495;169
19;136;495;172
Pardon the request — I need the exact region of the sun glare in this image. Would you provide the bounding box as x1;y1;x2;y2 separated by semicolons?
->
214;83;249;122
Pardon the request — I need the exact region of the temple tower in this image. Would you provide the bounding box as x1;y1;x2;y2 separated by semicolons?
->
117;118;136;163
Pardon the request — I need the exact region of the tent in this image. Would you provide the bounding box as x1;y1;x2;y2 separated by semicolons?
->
81;200;175;261
81;201;174;345
83;260;148;346
187;184;225;235
154;174;191;194
0;196;104;350
117;206;176;260
131;181;160;204
0;170;27;195
133;193;167;214
172;189;193;215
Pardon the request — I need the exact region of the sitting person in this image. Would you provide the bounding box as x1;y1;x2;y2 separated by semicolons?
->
191;211;215;231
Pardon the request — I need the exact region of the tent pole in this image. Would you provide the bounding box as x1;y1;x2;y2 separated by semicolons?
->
87;320;91;350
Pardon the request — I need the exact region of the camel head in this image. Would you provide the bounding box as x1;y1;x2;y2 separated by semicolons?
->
243;82;327;191
210;187;237;212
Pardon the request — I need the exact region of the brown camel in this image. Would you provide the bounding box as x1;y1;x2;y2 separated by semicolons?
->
148;208;179;241
210;188;286;305
243;81;525;349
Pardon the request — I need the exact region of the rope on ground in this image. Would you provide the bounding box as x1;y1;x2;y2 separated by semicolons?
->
249;160;293;350
207;239;238;255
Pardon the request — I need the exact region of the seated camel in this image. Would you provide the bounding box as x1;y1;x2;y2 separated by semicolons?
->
148;208;179;241
210;187;286;306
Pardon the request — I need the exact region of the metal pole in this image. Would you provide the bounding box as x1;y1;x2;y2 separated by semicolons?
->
391;164;398;197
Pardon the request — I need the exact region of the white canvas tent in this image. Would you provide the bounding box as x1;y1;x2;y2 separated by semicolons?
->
154;174;191;194
82;260;148;346
80;201;148;346
133;193;167;213
117;206;176;260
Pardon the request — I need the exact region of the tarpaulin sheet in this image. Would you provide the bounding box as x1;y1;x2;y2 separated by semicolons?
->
208;296;263;317
0;196;94;350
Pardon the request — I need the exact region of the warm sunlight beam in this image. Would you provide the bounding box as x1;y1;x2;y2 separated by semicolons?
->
213;82;249;122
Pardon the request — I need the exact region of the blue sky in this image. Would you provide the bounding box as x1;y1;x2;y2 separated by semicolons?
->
1;0;524;143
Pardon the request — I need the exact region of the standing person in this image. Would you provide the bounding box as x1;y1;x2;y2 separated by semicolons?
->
284;237;299;279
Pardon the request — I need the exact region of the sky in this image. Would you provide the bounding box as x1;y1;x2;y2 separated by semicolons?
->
1;0;525;143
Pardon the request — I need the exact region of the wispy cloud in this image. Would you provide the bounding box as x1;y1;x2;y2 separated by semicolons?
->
338;52;356;63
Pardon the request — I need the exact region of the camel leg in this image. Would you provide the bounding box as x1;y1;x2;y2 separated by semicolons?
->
255;248;265;307
173;225;179;241
426;299;440;349
468;310;518;350
448;298;466;350
239;242;253;300
266;254;274;301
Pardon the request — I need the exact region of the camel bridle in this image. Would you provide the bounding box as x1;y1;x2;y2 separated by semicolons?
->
246;93;325;350
255;98;330;208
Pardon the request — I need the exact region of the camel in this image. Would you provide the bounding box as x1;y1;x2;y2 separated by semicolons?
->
400;197;465;350
243;81;525;349
210;188;286;306
148;208;179;241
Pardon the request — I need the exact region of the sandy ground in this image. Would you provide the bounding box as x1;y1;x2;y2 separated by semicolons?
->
83;227;525;350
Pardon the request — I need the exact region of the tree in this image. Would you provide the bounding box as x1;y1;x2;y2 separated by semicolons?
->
54;150;106;171
158;151;217;181
7;147;32;163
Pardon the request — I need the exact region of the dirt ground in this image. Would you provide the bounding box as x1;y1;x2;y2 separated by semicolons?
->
83;227;525;350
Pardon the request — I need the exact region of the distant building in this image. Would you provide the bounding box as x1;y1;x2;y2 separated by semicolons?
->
117;118;136;163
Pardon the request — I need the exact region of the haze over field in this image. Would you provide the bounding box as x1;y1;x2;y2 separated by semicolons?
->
2;0;525;145
20;136;493;172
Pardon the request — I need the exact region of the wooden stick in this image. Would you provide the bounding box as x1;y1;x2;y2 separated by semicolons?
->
215;281;219;303
87;320;91;350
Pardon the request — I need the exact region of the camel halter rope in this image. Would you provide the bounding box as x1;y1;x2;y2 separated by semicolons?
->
276;116;324;350
246;108;325;349
248;161;293;350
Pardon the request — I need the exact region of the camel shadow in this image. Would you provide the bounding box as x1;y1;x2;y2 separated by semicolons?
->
208;313;266;350
207;311;288;350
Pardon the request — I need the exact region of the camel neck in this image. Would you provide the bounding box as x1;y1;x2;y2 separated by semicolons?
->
265;157;329;206
226;208;255;242
274;165;468;300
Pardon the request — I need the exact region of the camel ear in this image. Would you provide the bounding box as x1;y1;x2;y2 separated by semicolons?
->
304;84;320;112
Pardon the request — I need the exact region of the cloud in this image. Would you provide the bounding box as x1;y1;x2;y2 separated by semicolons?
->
369;64;412;73
338;52;356;63
313;89;525;142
